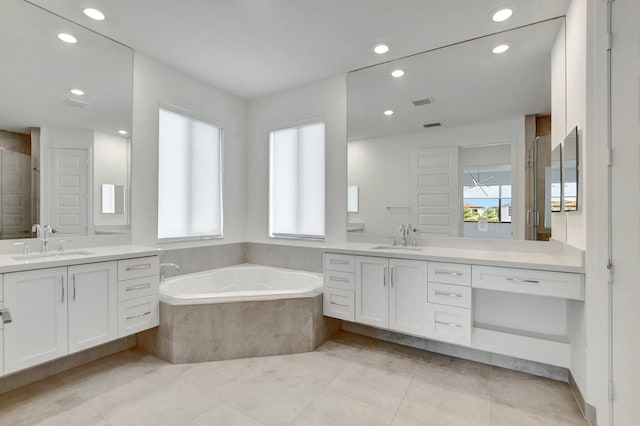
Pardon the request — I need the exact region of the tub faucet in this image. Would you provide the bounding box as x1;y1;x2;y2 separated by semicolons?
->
160;263;181;281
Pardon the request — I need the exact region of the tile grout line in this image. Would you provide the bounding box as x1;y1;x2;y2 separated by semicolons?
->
286;372;333;425
390;373;416;426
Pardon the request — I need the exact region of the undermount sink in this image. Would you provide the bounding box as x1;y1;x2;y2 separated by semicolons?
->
12;250;95;261
371;245;422;251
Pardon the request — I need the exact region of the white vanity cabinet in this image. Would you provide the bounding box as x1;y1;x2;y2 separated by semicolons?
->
353;256;428;335
68;262;118;353
117;256;160;337
4;267;68;374
323;253;356;321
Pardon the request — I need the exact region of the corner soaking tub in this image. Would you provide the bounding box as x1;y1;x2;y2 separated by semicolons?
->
142;264;338;363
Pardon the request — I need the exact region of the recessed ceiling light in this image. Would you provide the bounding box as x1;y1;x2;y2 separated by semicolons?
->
373;43;390;54
118;130;128;135
70;89;85;96
492;8;513;22
391;69;405;78
383;110;394;116
492;43;510;54
57;33;77;44
83;8;105;21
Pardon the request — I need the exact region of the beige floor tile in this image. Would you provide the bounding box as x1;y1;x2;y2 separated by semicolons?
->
491;400;589;426
0;377;87;426
398;377;491;426
391;415;429;426
327;362;414;412
291;389;395;426
186;404;265;426
33;403;111;426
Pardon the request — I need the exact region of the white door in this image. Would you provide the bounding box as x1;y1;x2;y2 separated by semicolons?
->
4;268;68;374
68;262;117;353
50;148;88;236
410;147;460;236
355;256;388;328
389;258;428;336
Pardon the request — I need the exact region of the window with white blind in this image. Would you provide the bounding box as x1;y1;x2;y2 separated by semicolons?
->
157;108;223;241
269;122;325;239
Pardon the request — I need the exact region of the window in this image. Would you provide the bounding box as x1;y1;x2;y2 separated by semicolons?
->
463;164;512;223
158;108;223;241
269;122;325;239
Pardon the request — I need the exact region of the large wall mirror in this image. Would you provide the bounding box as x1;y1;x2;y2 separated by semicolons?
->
347;17;566;241
0;0;132;239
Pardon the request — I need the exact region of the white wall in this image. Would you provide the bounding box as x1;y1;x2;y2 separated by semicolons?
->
93;131;129;229
348;117;524;239
246;76;347;245
130;53;248;247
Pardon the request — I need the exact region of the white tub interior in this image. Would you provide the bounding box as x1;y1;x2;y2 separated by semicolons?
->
160;263;323;305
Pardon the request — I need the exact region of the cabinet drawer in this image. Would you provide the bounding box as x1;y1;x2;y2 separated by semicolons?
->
472;266;584;300
323;288;354;321
118;276;159;302
118;295;159;337
118;256;159;281
428;282;471;309
428;262;471;286
425;303;471;345
324;253;355;273
324;270;354;291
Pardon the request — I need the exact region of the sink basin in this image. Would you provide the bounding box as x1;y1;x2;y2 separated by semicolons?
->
12;250;95;261
371;245;422;251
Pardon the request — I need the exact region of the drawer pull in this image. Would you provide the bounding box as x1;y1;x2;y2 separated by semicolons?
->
0;308;12;324
435;320;463;328
435;270;463;276
126;263;152;271
329;301;350;307
329;276;350;283
383;265;387;287
126;283;152;291
126;311;151;320
435;290;463;298
329;259;350;265
506;277;541;284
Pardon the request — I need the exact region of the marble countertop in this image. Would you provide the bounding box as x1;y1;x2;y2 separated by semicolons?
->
323;242;584;273
0;245;162;274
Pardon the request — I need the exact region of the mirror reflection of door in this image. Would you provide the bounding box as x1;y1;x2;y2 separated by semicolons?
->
50;148;88;236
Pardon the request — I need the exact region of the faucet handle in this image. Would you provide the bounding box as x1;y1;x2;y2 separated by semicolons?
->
58;240;69;253
13;242;31;255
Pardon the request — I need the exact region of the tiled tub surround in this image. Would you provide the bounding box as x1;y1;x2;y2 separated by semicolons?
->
139;264;339;363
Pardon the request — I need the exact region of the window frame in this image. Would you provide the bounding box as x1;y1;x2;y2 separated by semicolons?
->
157;104;225;243
268;118;326;241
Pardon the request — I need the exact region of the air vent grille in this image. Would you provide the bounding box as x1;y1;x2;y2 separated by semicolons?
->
63;98;89;108
412;97;433;106
423;122;442;128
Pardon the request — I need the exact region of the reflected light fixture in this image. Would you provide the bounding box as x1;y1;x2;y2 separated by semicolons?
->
384;110;394;116
70;89;85;96
373;43;390;54
57;33;77;44
391;69;405;78
492;43;510;54
118;130;128;135
492;8;513;22
83;8;106;21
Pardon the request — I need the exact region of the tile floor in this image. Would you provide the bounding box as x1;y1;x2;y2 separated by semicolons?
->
0;332;589;426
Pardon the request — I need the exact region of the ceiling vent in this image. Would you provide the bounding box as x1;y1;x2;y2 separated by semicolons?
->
63;98;90;108
412;97;433;107
423;122;442;128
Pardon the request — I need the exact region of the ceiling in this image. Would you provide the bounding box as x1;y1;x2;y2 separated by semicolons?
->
26;0;570;99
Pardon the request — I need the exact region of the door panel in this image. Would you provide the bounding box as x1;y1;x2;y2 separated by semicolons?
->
50;148;88;236
389;259;428;335
355;256;388;328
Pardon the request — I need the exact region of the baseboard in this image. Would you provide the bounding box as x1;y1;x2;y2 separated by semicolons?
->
569;372;597;425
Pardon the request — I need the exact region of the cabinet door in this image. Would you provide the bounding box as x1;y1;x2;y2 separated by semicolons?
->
68;262;118;353
4;268;68;374
355;256;389;328
389;259;428;336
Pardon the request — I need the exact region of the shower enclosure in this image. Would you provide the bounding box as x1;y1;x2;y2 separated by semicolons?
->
0;149;37;239
525;134;553;241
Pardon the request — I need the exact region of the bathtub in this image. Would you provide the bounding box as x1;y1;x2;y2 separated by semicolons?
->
160;263;323;305
142;263;339;363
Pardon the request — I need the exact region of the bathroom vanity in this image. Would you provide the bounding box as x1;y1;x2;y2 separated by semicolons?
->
0;246;160;376
323;241;584;368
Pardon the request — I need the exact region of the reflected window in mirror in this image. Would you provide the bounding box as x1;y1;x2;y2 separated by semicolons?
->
158;108;223;241
269;122;325;240
347;186;359;213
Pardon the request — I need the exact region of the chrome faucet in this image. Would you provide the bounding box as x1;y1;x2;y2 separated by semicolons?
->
399;224;416;247
32;224;55;253
160;263;181;281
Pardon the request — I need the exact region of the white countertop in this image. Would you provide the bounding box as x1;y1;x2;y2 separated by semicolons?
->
0;245;162;274
323;242;584;273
